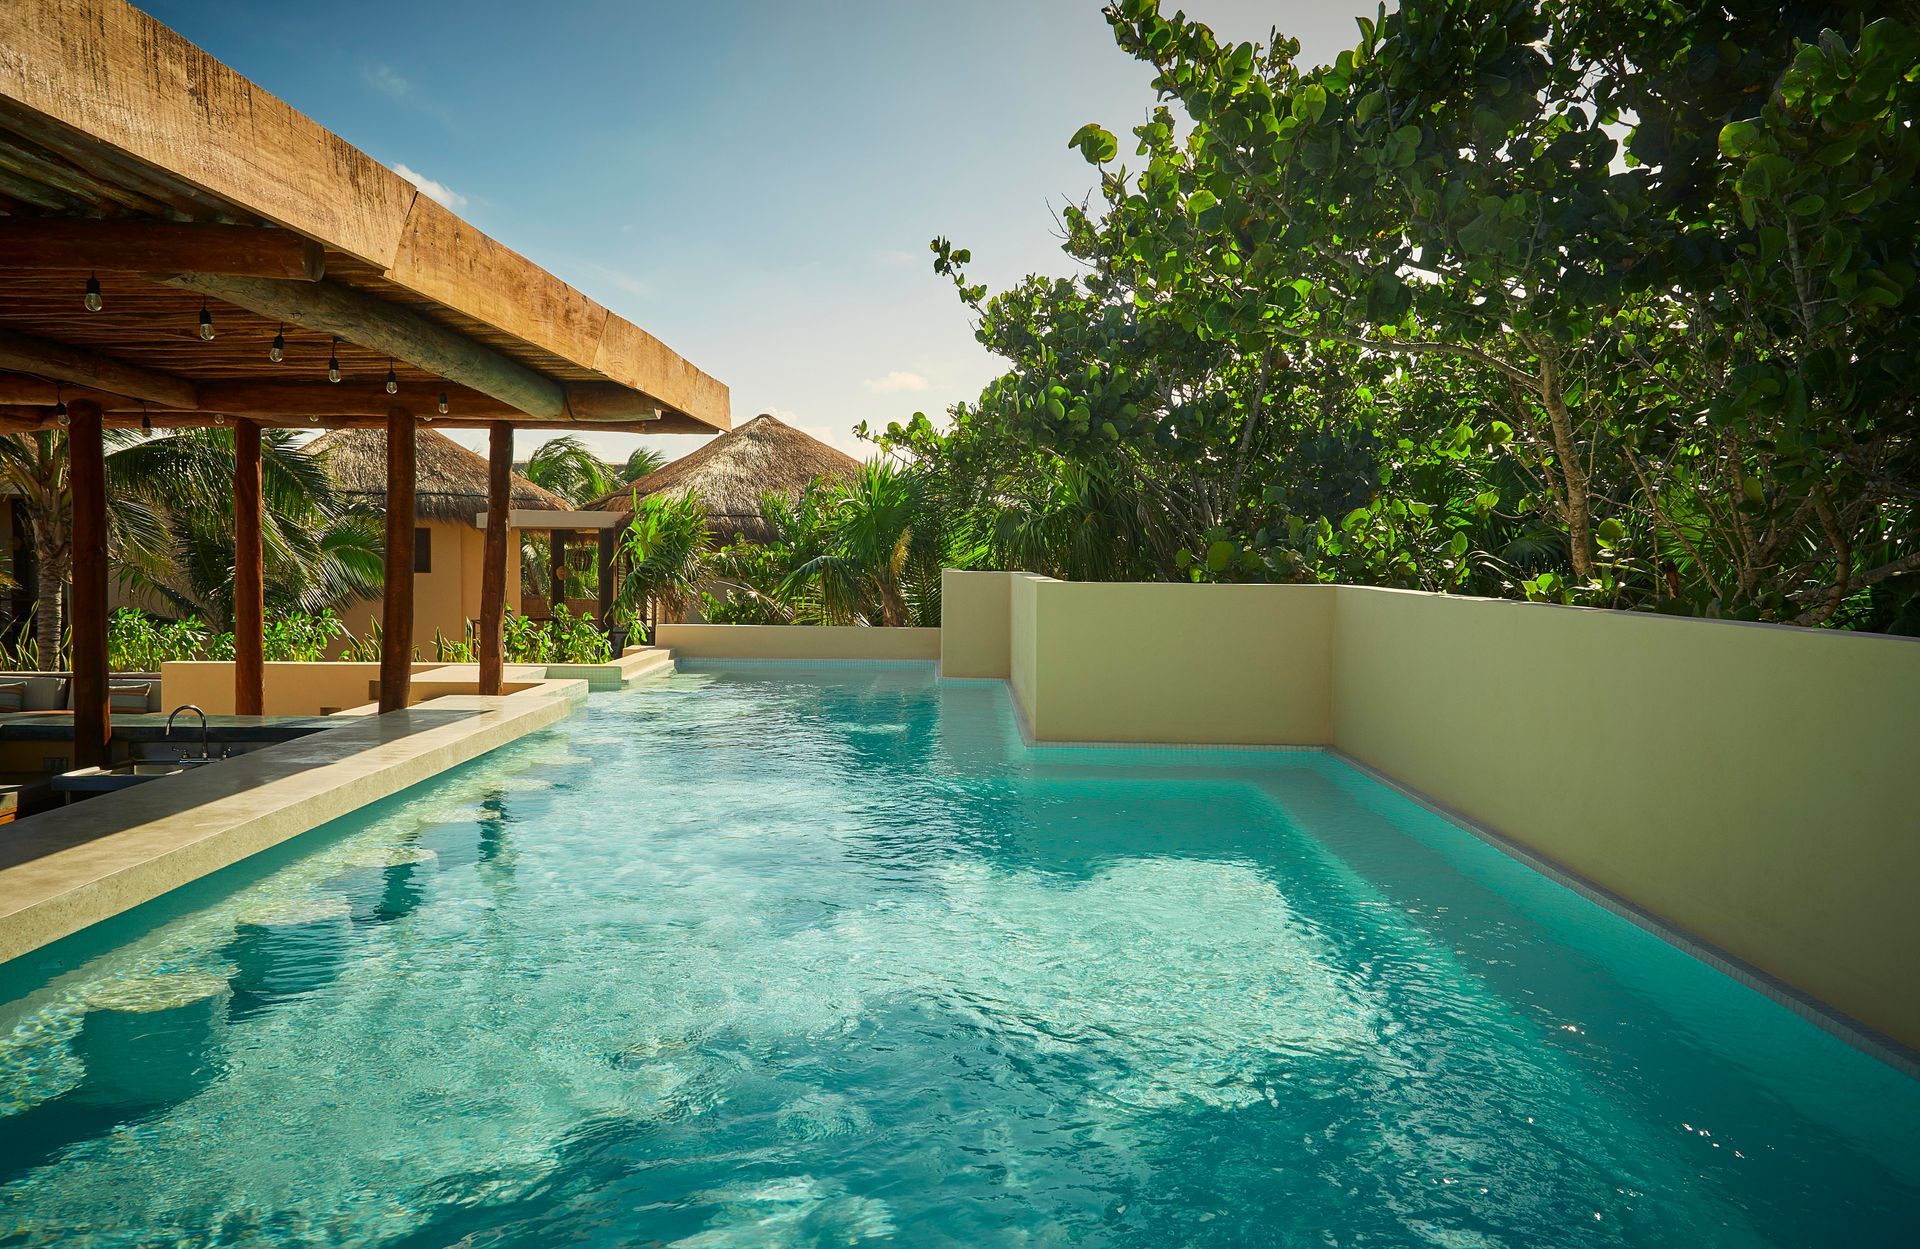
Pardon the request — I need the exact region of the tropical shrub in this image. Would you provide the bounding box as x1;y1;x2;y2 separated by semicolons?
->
615;490;713;635
261;609;346;662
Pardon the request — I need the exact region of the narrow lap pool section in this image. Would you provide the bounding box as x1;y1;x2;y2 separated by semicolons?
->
1;665;1915;1247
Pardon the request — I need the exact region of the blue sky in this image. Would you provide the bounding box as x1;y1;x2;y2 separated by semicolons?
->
143;1;1373;464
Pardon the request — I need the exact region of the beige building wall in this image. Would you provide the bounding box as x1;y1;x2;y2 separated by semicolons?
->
337;520;522;658
939;570;1920;1051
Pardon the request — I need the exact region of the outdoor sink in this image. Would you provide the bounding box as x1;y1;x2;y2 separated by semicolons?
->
55;758;220;796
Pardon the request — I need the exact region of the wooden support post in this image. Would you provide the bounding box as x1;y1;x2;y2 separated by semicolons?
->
549;530;569;617
233;419;265;716
597;527;617;625
479;422;511;696
68;399;110;769
379;407;416;713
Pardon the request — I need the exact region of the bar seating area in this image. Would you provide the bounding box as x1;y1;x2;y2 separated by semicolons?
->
0;0;729;774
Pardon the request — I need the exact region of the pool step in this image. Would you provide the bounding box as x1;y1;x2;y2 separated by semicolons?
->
615;647;676;685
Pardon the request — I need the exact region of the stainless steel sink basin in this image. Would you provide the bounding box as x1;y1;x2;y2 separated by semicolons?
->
55;758;219;795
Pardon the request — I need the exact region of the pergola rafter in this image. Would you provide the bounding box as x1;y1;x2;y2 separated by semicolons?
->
0;0;730;759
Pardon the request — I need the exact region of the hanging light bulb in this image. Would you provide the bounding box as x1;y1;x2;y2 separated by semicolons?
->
385;358;399;395
269;324;286;363
437;391;449;415
140;402;152;434
198;298;215;341
327;336;342;383
53;384;67;422
83;273;103;313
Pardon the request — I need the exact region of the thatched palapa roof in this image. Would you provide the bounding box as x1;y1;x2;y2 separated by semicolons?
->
587;414;862;543
306;428;570;522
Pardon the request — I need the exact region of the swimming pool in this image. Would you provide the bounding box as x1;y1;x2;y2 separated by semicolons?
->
1;664;1914;1246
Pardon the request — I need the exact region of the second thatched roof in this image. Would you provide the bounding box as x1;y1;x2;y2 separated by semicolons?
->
305;427;570;522
587;413;862;543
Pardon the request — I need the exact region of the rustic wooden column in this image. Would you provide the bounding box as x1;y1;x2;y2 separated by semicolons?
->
597;526;616;624
378;407;416;713
549;530;569;616
68;398;109;768
233;419;264;716
479;422;511;696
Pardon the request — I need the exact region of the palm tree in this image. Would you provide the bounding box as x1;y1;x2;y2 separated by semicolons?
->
614;489;711;631
0;428;382;665
109;429;382;628
798;462;944;626
620;445;668;483
522;436;617;506
0;430;169;665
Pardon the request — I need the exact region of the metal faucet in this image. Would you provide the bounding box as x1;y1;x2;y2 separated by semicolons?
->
166;704;213;762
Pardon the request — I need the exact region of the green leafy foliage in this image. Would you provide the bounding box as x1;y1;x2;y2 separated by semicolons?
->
884;1;1917;630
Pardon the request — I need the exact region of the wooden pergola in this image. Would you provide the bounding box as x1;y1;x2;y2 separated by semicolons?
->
0;0;729;765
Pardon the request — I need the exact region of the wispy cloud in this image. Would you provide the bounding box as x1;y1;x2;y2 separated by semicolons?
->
393;163;467;210
863;370;929;394
363;63;411;99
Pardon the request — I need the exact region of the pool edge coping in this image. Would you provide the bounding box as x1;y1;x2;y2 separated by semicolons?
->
0;680;584;970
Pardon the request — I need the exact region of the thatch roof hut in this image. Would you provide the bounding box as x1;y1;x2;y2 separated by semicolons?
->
305;427;570;521
587;413;862;543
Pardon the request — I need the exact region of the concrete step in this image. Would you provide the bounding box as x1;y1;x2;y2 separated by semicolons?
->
614;648;675;685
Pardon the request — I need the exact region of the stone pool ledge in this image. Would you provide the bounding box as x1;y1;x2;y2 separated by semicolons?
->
0;680;585;966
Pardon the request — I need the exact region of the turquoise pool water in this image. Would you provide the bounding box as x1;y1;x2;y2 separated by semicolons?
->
0;665;1914;1246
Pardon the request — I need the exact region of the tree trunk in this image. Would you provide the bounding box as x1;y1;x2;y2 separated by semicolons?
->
1537;352;1595;582
34;541;63;667
32;517;66;669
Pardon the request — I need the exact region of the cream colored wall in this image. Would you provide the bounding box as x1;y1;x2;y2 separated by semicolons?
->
1011;577;1335;744
336;519;526;657
161;661;446;716
1331;585;1920;1050
656;624;941;661
940;570;1013;678
939;570;1920;1050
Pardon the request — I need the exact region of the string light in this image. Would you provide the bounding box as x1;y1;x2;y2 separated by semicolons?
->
327;336;342;383
385;358;399;395
83;273;103;313
437;391;449;415
198;298;215;341
140;401;152;433
269;324;285;363
52;383;67;422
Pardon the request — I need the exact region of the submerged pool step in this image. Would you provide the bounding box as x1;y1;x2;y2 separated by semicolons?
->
616;648;675;685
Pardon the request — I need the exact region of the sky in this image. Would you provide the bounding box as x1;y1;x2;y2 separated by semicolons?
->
142;0;1376;467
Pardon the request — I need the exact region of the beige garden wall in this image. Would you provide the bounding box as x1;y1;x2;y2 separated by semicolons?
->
1332;586;1920;1051
938;570;1920;1051
161;661;446;716
1004;576;1335;744
655;624;941;662
940;570;1013;678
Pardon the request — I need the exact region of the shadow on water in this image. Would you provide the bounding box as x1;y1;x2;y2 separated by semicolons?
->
0;988;223;1181
221;910;353;1024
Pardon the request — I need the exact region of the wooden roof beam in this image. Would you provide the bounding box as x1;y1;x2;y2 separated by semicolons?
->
0;220;326;280
0;327;199;408
166;272;567;418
